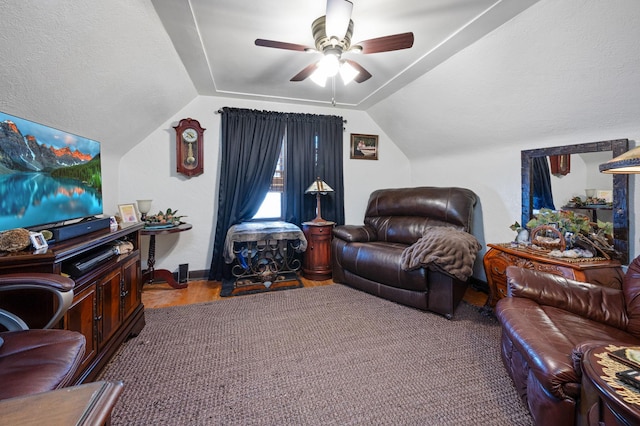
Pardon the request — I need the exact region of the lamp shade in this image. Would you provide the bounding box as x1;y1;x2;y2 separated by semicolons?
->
137;199;153;214
305;178;334;224
305;178;334;194
600;146;640;174
310;58;360;87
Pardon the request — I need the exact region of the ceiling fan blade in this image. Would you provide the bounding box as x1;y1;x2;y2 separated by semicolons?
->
344;59;372;83
325;0;353;39
356;32;414;54
255;39;311;52
290;62;319;82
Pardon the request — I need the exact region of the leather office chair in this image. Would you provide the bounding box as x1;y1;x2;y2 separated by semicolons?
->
0;273;86;400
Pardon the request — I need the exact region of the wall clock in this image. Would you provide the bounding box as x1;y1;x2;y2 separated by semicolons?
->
173;118;205;177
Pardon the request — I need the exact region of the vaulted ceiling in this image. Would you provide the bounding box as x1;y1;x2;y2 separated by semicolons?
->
0;0;540;158
152;0;540;109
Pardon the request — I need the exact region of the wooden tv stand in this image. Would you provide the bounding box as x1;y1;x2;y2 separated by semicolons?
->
0;222;146;384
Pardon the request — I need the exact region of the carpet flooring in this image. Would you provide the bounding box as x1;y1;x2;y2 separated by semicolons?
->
99;284;533;425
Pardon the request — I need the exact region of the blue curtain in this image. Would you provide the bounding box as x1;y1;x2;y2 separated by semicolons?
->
532;156;555;210
208;108;345;281
208;108;287;281
285;113;345;226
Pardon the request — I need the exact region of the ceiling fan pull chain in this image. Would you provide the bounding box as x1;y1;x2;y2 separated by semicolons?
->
331;77;336;106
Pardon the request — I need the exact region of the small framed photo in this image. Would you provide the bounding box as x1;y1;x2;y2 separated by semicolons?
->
118;203;139;224
350;133;378;160
29;231;48;250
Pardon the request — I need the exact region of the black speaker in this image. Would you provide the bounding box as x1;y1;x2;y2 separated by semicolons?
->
178;263;189;283
52;217;111;242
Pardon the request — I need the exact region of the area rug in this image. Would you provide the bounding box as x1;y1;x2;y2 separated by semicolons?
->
99;284;532;425
220;272;302;297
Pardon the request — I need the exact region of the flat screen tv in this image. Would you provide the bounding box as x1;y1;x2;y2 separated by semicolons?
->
0;111;103;232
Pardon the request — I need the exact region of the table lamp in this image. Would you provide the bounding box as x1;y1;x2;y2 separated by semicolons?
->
599;147;640;263
305;178;334;224
599;146;640;173
137;199;153;221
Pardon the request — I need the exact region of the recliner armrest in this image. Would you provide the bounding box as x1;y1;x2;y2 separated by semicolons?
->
506;266;628;329
0;273;75;330
333;225;377;243
0;273;74;292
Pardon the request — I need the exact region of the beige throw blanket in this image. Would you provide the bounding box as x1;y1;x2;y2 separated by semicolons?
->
400;226;482;281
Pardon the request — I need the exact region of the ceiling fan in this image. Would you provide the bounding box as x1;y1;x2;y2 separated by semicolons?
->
255;0;414;87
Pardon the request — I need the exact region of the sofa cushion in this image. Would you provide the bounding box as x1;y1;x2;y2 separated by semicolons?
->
365;216;461;245
624;256;640;338
0;329;86;400
364;187;477;231
340;241;428;292
507;266;629;329
497;297;640;400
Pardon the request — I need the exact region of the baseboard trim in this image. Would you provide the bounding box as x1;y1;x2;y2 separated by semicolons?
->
171;269;210;282
469;277;488;294
172;269;490;293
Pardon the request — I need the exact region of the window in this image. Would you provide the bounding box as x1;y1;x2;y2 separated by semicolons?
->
253;141;285;220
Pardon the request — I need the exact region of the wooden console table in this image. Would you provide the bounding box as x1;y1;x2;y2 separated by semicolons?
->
483;243;623;308
0;380;123;425
141;223;192;289
0;223;145;384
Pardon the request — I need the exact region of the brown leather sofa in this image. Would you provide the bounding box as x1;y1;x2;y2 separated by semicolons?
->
0;273;86;400
495;261;640;425
331;186;478;319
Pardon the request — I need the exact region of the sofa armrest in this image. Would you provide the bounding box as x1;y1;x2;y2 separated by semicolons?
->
333;225;377;243
506;266;628;329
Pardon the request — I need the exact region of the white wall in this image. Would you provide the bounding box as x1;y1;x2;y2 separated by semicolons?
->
369;0;640;278
118;0;640;280
118;96;411;274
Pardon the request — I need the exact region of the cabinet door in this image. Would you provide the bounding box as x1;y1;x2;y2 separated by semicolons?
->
99;268;123;345
65;284;98;374
121;256;141;320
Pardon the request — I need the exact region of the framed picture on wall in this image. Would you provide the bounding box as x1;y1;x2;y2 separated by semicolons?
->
350;133;378;160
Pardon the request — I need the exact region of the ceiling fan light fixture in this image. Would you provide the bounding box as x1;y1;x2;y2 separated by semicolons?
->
310;69;328;87
310;53;339;87
325;0;353;39
339;60;359;85
318;53;340;77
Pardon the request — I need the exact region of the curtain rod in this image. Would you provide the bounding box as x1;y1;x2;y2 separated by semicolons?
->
215;109;347;124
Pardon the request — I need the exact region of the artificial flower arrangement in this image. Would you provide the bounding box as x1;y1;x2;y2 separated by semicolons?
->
565;195;612;208
510;208;617;260
144;208;186;226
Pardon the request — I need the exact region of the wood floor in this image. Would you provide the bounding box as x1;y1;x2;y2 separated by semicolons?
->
142;276;488;309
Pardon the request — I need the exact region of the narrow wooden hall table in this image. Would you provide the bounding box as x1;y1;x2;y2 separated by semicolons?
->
141;223;192;289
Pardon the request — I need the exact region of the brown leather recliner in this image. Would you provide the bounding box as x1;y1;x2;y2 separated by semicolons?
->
0;273;86;400
331;186;478;319
495;261;639;426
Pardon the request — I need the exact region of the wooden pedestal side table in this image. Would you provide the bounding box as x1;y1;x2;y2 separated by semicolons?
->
302;221;335;280
581;345;640;426
141;223;192;289
0;380;123;425
483;243;623;308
